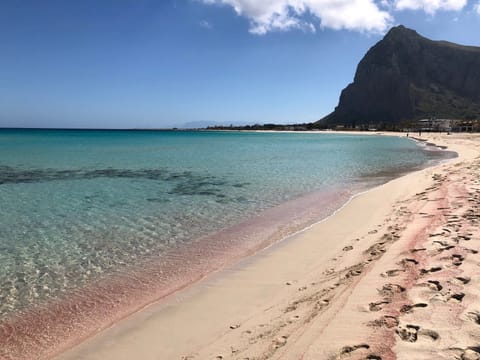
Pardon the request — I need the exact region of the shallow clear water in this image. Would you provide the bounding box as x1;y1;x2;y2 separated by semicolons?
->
0;129;447;319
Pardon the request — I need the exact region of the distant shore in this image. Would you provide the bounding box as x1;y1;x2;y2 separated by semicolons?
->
51;132;480;360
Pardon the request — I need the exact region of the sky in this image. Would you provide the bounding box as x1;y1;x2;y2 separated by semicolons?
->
0;0;479;129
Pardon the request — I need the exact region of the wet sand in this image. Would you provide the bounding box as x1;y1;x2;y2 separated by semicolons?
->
51;132;480;360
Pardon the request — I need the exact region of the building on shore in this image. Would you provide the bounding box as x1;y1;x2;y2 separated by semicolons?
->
416;118;480;132
417;118;452;132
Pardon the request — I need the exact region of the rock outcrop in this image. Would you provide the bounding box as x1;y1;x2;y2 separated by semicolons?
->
318;25;480;128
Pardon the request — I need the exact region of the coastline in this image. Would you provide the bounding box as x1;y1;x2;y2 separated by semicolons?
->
0;131;433;360
53;132;480;360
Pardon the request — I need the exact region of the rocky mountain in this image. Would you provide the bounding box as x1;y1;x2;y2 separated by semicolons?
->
317;25;480;129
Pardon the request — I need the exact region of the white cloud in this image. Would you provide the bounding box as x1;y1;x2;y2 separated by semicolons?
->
394;0;467;14
199;20;213;29
475;1;480;14
202;0;393;34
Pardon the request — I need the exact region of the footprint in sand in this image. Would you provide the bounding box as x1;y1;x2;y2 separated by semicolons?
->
369;300;390;312
462;247;478;254
460;347;480;360
400;303;428;313
273;335;288;348
452;276;471;285
366;243;386;257
436;244;455;253
324;268;335;275
420;266;443;275
426;280;443;291
369;315;399;328
433;291;466;304
433;240;450;247
448;292;465;303
338;343;370;358
377;283;405;297
345;268;363;278
456;234;472;241
381;269;403;278
451;254;465;266
314;299;330;311
288;315;300;323
395;324;439;342
465;311;480;325
399;258;419;266
285;303;297;312
429;232;447;238
410;248;427;253
448;346;480;360
335;345;383;359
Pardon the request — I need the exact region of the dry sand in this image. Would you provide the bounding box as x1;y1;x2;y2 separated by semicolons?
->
57;132;480;360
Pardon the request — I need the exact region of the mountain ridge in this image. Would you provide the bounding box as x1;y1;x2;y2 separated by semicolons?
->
317;25;480;128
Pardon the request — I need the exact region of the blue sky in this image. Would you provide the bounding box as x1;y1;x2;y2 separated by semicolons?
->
1;0;479;129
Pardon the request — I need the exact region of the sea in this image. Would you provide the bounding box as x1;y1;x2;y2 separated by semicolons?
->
0;129;454;358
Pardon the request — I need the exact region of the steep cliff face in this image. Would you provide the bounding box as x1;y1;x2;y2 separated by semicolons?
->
319;25;480;128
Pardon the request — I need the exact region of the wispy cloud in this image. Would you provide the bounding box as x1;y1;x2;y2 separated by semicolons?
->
199;19;213;29
394;0;467;14
475;1;480;14
201;0;393;34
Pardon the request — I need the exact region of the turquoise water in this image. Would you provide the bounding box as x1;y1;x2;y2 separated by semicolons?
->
0;130;449;320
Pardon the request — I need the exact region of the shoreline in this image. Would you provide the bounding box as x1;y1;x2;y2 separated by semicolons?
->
0;145;400;359
0;132;470;360
0;185;358;360
53;132;480;360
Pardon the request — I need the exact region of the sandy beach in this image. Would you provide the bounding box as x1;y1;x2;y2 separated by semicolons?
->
53;132;480;360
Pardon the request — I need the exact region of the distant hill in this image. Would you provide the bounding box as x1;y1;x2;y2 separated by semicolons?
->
317;25;480;129
180;120;255;129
